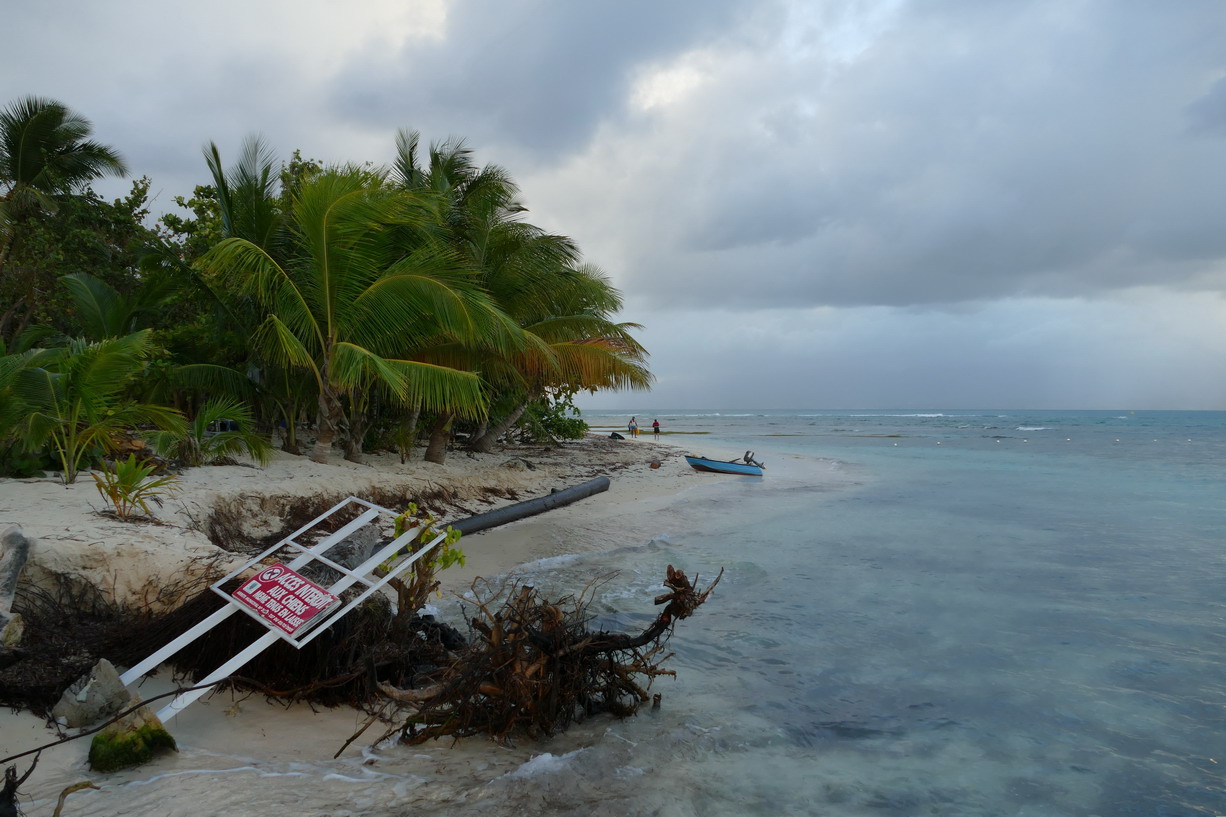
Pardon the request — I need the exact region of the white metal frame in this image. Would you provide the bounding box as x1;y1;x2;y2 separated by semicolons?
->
118;496;448;721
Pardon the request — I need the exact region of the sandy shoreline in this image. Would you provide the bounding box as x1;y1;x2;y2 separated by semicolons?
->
1;432;746;812
0;433;737;609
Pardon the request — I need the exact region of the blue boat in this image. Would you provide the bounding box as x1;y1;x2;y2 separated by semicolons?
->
685;454;766;476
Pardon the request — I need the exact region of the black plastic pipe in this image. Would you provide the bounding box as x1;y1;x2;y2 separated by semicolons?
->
450;476;611;536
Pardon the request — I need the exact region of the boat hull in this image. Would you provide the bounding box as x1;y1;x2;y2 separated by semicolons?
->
684;455;765;476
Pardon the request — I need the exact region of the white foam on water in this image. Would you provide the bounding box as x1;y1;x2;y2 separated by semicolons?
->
499;748;587;780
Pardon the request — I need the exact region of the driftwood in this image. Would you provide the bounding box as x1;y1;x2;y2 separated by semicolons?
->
370;564;722;746
1;760;36;817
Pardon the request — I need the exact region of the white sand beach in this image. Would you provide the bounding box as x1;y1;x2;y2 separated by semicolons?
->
0;434;732;608
0;433;744;815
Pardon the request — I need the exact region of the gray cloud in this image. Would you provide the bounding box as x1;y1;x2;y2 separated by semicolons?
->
540;0;1226;310
2;0;1225;408
327;0;769;162
1187;76;1226;136
580;292;1226;410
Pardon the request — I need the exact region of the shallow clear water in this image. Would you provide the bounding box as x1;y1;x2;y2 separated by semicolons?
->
525;410;1226;815
32;410;1226;816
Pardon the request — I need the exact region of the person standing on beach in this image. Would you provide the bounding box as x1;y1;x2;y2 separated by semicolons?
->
629;416;638;437
652;419;660;437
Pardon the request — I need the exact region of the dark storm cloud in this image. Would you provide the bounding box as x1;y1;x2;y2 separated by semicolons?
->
587;0;1226;310
327;0;770;160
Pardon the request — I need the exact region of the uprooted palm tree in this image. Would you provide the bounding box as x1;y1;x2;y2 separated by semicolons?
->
200;165;523;463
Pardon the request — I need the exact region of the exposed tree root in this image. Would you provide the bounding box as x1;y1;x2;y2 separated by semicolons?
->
373;564;723;745
2;557;720;761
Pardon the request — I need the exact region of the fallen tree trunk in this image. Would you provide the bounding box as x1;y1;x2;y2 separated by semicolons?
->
449;476;610;536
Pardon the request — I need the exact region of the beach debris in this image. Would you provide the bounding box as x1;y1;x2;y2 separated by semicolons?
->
0;577;144;716
501;456;537;471
51;781;100;817
51;658;131;728
370;564;723;746
0;526;31;648
449;477;610;537
1;759;37;817
87;694;177;772
0;758;93;817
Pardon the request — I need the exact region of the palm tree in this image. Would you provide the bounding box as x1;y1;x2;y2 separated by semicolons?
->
200;165;521;463
390;131;546;461
60;272;175;341
0;96;127;221
204;135;283;254
151;397;272;467
9;330;185;484
0;97;127;345
467;262;653;452
391;131;652;454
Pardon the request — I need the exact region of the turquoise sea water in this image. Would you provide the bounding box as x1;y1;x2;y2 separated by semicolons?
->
488;410;1226;816
28;410;1224;816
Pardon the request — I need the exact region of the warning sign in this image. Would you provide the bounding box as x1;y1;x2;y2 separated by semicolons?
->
231;562;340;637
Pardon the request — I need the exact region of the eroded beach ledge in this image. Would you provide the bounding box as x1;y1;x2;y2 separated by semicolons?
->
0;435;721;613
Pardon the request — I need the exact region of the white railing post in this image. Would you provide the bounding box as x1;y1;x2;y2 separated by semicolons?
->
120;497;455;723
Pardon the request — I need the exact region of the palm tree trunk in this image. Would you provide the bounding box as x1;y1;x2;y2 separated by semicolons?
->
470;419;488;444
280;414;301;455
468;402;528;453
344;393;369;463
398;403;421;463
311;381;343;464
424;412;453;464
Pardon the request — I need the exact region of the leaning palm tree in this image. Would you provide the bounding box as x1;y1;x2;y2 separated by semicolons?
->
200;166;522;463
0;96;127;345
466;262;654;452
395;131;652;450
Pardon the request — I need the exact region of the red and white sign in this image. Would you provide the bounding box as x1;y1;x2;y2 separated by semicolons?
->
232;562;340;636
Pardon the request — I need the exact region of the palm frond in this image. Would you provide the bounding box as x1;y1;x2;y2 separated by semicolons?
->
251;314;319;374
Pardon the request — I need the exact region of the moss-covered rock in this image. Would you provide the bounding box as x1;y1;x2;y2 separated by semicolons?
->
87;701;176;772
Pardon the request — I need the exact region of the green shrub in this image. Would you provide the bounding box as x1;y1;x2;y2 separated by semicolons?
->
520;399;588;442
0;447;52;478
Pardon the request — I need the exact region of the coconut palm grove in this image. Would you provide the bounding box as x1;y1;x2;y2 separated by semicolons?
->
0;96;653;482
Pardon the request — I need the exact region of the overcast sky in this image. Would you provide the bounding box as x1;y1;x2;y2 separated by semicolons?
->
5;0;1226;409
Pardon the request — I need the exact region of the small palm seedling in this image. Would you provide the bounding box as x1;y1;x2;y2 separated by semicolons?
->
151;397;272;467
92;455;181;520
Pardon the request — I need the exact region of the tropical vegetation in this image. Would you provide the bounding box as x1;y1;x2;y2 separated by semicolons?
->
0;95;652;484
